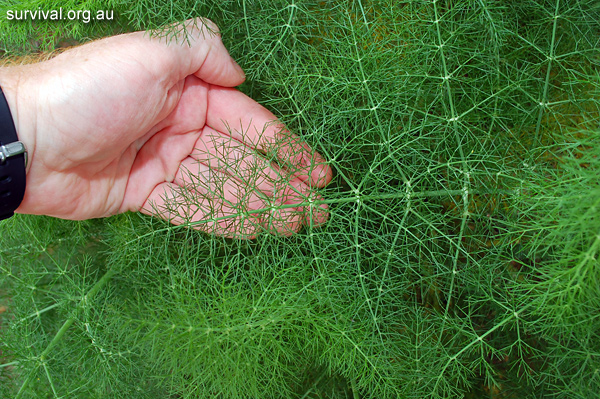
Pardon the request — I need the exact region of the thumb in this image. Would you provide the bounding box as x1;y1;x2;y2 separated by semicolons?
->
141;18;246;87
183;18;246;86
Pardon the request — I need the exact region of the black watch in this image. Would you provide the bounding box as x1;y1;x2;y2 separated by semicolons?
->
0;85;27;220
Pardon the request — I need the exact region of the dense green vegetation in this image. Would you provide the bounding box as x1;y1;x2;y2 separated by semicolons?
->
1;1;599;397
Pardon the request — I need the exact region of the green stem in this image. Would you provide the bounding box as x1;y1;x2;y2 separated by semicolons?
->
15;267;118;398
534;0;560;149
351;378;360;399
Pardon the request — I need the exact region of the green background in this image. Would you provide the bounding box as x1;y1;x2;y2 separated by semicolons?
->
1;1;599;398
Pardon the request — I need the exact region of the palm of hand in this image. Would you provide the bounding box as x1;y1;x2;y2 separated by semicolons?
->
14;20;331;238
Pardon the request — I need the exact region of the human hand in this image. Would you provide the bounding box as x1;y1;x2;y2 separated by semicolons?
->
0;18;332;238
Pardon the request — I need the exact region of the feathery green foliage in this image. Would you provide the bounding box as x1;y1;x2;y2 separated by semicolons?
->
1;0;600;398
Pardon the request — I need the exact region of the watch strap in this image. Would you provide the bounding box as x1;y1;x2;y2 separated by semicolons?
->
0;86;27;220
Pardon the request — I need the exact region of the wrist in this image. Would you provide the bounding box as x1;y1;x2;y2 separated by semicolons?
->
0;65;39;213
0;65;38;175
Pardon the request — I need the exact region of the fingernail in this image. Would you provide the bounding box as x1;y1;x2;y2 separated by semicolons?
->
231;57;245;78
311;166;327;186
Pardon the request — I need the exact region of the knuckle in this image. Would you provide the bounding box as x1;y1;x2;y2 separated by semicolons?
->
197;17;221;36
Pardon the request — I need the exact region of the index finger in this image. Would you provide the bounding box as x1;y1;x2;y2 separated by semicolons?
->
206;86;333;188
